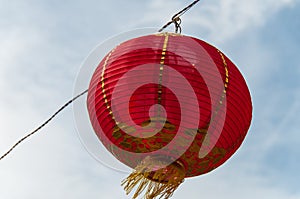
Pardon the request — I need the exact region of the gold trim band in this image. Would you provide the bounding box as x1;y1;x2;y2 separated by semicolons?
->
157;34;169;116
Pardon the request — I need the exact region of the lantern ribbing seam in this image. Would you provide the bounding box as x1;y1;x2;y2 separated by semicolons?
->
101;47;118;124
207;50;229;126
157;34;169;116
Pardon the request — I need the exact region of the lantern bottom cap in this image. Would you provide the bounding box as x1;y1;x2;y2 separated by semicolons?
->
122;156;185;199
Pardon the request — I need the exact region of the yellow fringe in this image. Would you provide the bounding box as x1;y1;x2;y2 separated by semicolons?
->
122;157;185;199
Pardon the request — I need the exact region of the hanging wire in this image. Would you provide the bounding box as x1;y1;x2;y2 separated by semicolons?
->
0;89;88;161
158;0;201;33
0;0;201;161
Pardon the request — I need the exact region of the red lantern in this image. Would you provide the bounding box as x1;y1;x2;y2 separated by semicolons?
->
87;33;252;199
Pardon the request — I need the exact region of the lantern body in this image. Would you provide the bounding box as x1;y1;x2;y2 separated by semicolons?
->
87;33;252;179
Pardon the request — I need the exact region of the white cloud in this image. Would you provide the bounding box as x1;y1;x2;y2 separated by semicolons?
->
128;0;296;42
195;0;295;41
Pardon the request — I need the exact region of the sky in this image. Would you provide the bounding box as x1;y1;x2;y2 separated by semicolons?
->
0;0;300;199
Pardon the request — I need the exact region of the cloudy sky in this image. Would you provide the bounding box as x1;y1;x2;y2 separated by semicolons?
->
0;0;300;199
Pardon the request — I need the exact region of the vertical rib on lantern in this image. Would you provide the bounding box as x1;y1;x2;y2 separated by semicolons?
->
87;32;252;199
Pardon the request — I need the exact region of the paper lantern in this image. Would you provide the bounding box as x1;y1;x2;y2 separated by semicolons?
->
87;32;252;199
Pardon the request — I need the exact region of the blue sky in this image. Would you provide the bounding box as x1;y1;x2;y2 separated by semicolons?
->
0;0;299;199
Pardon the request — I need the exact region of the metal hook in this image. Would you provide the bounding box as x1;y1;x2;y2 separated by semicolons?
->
158;0;201;33
172;16;182;34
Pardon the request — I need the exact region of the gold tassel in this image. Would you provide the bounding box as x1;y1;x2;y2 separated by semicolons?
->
122;156;186;199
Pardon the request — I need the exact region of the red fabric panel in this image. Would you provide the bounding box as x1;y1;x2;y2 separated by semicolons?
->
87;34;252;177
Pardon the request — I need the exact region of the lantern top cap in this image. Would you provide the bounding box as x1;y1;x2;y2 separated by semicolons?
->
155;32;183;37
